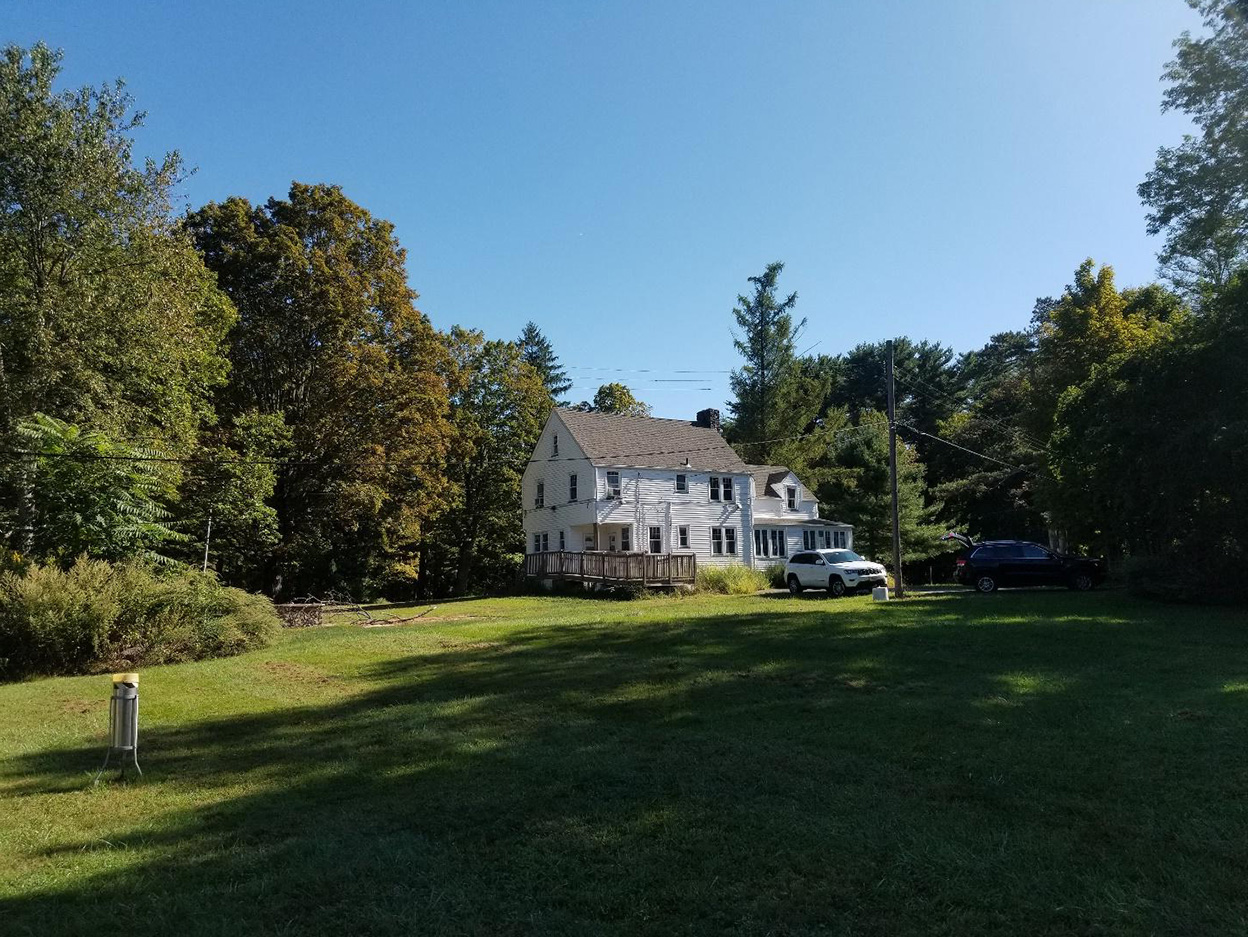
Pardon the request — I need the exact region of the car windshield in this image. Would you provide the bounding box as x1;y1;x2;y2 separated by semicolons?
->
820;550;863;563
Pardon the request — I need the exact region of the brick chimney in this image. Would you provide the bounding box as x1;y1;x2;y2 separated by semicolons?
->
695;408;721;433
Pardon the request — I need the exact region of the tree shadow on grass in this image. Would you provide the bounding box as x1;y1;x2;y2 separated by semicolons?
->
3;594;1248;936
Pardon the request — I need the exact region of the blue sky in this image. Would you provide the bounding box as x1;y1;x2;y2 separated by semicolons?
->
7;1;1201;417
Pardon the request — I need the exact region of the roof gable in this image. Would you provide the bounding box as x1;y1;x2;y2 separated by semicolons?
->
554;408;748;473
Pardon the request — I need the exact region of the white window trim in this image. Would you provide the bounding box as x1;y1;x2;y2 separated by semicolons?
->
709;476;720;501
786;486;796;511
711;527;723;555
725;528;737;555
678;525;689;549
675;473;687;493
535;481;544;508
648;526;662;554
723;477;734;502
606;471;621;498
569;473;577;502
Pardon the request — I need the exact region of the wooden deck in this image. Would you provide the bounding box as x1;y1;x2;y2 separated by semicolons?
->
524;551;696;585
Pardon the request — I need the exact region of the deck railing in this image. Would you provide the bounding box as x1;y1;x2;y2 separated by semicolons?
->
524;551;696;584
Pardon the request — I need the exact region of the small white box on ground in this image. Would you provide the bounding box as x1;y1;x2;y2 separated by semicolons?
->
872;586;890;602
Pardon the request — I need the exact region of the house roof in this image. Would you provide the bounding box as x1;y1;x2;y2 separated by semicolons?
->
555;408;749;473
747;464;794;499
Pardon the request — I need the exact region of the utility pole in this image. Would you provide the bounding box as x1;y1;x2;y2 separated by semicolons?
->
885;340;904;598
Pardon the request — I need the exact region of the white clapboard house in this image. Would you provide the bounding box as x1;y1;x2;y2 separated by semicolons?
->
521;407;853;585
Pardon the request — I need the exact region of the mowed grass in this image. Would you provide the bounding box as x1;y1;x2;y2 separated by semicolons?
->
2;591;1248;935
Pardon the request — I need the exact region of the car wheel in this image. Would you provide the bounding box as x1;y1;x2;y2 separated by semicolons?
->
975;574;998;593
827;576;846;598
787;575;803;595
1070;572;1094;592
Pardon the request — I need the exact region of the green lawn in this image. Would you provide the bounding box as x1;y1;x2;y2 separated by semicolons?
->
2;590;1248;935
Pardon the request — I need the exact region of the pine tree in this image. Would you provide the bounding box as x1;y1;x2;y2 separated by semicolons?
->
517;321;572;402
727;262;822;464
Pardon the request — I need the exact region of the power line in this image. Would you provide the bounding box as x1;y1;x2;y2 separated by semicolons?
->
895;422;1051;479
893;369;1051;452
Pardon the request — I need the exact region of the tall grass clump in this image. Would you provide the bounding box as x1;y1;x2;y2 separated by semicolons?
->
0;557;280;680
695;564;769;595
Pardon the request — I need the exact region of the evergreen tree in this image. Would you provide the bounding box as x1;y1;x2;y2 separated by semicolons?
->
517;321;572;402
819;412;945;564
726;262;820;464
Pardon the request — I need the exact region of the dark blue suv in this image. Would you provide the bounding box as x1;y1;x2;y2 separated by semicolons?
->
954;540;1105;593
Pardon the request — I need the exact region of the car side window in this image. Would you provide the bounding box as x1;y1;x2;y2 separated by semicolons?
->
790;553;809;565
1019;544;1051;559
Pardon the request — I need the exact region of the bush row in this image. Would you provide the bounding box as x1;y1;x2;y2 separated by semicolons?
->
0;557;280;680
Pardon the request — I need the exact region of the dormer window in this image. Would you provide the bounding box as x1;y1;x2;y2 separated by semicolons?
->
786;486;796;510
552;434;558;456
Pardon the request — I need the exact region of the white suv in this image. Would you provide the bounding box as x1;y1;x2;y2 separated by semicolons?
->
785;549;887;597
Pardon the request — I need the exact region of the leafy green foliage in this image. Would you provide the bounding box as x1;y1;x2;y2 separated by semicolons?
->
185;183;454;598
8;414;182;564
421;328;548;596
578;382;651;417
0;556;278;679
178;412;290;588
0;43;234;452
818;413;945;563
1139;1;1248;292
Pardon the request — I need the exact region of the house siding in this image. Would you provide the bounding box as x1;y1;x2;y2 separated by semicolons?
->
521;411;858;574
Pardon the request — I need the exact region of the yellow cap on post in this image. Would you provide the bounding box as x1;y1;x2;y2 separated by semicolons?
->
112;673;140;684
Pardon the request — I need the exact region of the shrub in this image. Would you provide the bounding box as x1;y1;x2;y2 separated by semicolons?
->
695;564;769;595
0;557;280;680
765;563;787;588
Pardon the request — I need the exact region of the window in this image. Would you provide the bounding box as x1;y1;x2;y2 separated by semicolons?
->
790;552;811;565
569;473;577;502
535;481;544;508
725;528;737;555
1019;544;1051;559
709;476;720;501
621;526;631;552
833;530;847;549
552;433;558;456
584;534;594;549
769;529;786;557
678;525;689;549
803;530;814;550
533;533;541;554
541;532;549;552
649;526;662;553
559;530;565;550
606;471;621;498
675;473;687;493
755;528;768;557
786;486;797;510
711;528;723;554
722;477;734;501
